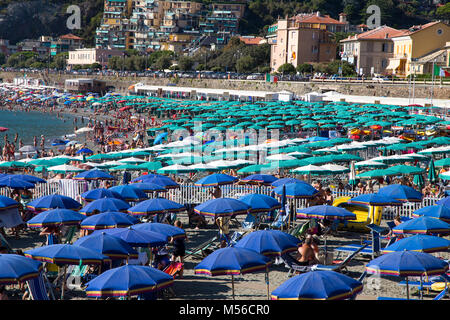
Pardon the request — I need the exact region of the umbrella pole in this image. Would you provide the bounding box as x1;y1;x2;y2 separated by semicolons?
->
266;267;270;300
406;277;410;300
419;275;423;300
61;265;67;300
231;274;235;300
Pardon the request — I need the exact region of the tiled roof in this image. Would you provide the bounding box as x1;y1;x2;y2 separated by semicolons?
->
341;26;408;42
60;33;83;40
295;13;346;25
239;36;264;45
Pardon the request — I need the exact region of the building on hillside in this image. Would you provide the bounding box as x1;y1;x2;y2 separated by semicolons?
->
238;36;266;45
268;13;339;72
50;34;84;56
67;48;125;69
340;26;407;76
386;21;450;77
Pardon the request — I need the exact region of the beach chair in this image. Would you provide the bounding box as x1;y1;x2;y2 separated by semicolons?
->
270;212;289;230
25;272;55;300
164;261;183;279
334;224;392;259
63;226;77;244
280;252;312;277
311;243;369;273
433;289;447;300
184;235;218;259
241;213;258;230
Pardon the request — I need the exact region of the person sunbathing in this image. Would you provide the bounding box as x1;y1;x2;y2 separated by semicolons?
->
296;237;319;266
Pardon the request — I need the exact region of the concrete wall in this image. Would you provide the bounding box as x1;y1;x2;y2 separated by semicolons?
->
1;71;450;100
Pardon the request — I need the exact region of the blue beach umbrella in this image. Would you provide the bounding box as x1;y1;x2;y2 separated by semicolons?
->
27;194;82;211
412;205;450;223
273;182;318;199
74;169;115;181
366;250;449;299
76;148;94;154
348;193;402;206
27;209;86;228
0;195;19;210
109;185;149;202
194;247;272;300
128;198;185;216
271;178;303;188
131;174;179;189
12;174;46;184
435;197;450;208
85;265;174;298
24;244;109;265
0;176;35;189
271;271;363;300
377;184;423;202
240;174;278;185
238;194;281;213
129;182;167;193
73;232;138;260
194;198;250;218
80;198;131;215
0;254;44;284
133;222;186;240
297;205;357;220
235;230;300;257
93;227;167;247
383;235;450;254
392;216;450;235
80;211;138;230
194;173;238;187
81;188;124;202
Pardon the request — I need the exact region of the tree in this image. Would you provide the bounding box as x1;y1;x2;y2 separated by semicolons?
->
153;55;172;71
325;60;357;76
178;56;194;71
0;52;5;66
296;63;313;74
51;52;68;70
437;3;450;20
236;55;255;73
277;63;296;75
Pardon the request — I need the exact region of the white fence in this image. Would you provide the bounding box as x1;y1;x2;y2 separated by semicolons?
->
4;181;440;220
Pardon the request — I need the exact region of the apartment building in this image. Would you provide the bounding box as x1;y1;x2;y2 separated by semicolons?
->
386;21;450;77
268;13;339;72
340;26;406;76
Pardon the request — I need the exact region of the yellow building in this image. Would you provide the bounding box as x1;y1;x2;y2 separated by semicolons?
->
386;21;450;77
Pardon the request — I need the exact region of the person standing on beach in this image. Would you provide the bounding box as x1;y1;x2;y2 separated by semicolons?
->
33;136;37;148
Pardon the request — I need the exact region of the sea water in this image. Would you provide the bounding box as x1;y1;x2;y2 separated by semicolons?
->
0;110;78;145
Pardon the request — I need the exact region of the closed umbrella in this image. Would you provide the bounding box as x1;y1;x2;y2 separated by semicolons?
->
428;159;437;184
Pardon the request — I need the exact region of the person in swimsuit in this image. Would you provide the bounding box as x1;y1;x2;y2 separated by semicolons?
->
296;236;319;265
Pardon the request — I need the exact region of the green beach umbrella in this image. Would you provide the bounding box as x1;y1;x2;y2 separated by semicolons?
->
413;163;425;190
428;159;437;184
434;158;450;167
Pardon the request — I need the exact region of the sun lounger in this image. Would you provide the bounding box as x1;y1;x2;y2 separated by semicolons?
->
311;243;369;273
433;289;447;300
184;235;218;259
280;252;312;277
26;272;54;300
